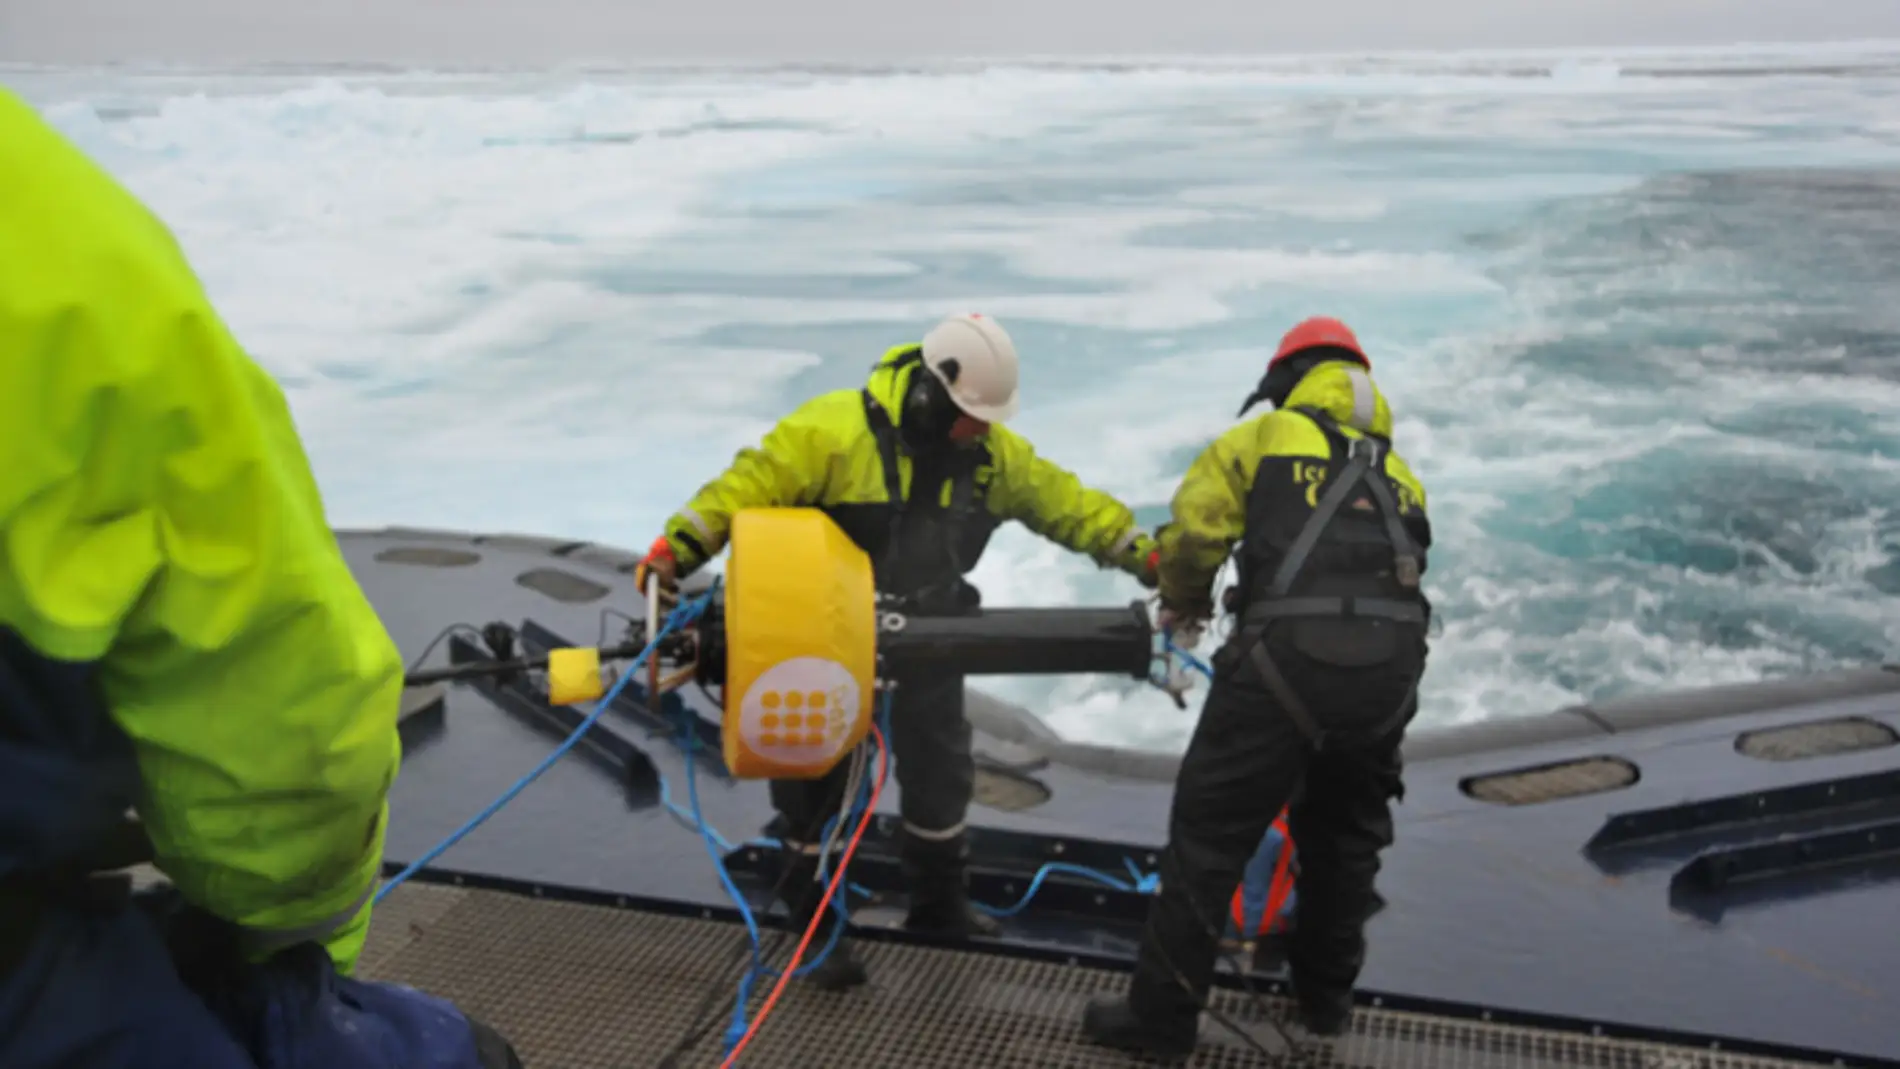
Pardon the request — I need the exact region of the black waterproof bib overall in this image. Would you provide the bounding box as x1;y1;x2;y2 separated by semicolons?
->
1128;406;1433;1043
768;355;1003;938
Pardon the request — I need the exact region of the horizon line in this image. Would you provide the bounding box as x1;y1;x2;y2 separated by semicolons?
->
6;36;1900;73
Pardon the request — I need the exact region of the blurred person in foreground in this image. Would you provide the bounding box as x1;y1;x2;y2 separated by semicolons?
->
0;88;521;1069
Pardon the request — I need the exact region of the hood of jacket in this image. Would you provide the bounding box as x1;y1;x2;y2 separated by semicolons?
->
1280;359;1394;437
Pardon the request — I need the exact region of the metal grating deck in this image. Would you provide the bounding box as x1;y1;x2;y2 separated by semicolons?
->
358;882;1841;1069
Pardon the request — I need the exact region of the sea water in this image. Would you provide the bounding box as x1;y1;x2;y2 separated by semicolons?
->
9;42;1900;751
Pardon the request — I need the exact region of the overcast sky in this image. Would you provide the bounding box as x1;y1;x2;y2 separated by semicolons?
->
3;0;1899;65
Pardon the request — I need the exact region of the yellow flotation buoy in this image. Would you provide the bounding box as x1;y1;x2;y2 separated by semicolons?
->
721;508;878;779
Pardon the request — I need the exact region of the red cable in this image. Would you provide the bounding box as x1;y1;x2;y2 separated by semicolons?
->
717;721;889;1069
1262;814;1296;934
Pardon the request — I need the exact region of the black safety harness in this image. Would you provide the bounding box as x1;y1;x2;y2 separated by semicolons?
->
1230;406;1428;748
859;350;984;613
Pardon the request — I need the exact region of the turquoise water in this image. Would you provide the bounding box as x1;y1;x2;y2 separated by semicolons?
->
11;43;1900;750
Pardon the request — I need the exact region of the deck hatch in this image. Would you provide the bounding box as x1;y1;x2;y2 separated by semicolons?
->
375;546;481;567
515;566;611;604
1736;717;1898;762
1460;755;1639;806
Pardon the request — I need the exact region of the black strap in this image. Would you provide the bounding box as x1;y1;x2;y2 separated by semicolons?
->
946;461;975;516
1307;408;1424;588
939;453;978;574
861;388;908;586
861;388;985;606
1271;407;1423;596
1236;406;1426;749
1243;597;1425;625
862;373;978;523
1244;636;1420;751
862;389;905;520
1244;640;1328;744
1264;423;1373;599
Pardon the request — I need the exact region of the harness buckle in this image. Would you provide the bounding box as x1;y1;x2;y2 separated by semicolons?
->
1394;554;1421;590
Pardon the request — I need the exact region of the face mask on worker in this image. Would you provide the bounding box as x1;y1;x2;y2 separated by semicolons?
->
900;364;985;452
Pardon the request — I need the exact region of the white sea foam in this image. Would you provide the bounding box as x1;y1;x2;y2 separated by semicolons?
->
10;42;1900;752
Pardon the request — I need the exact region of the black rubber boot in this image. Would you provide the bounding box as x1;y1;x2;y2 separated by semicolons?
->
1284;882;1380;1038
794;915;869;993
899;831;1001;938
782;849;869;992
1079;997;1195;1063
903;884;1002;939
1291;975;1352;1037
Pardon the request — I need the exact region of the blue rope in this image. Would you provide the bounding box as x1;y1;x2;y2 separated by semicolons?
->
969;635;1303;931
372;563;891;1059
710;690;895;1056
377;584;1275;1042
1166;635;1215;679
377;587;718;903
659;771;780;853
969;848;1293;934
972;856;1162;918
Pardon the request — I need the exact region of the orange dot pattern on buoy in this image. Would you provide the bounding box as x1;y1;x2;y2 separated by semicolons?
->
752;688;852;747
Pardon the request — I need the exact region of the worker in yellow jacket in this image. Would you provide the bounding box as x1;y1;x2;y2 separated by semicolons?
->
1081;317;1434;1060
0;89;519;1069
638;313;1157;988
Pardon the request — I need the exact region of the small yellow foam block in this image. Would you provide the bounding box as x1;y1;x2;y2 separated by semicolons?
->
547;647;605;706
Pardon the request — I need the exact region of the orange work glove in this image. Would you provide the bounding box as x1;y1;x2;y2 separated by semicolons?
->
633;536;680;613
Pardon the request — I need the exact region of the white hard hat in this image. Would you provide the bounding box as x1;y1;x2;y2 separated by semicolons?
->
920;312;1020;424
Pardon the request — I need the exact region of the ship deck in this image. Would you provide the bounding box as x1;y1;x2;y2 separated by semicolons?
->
361;878;1849;1069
